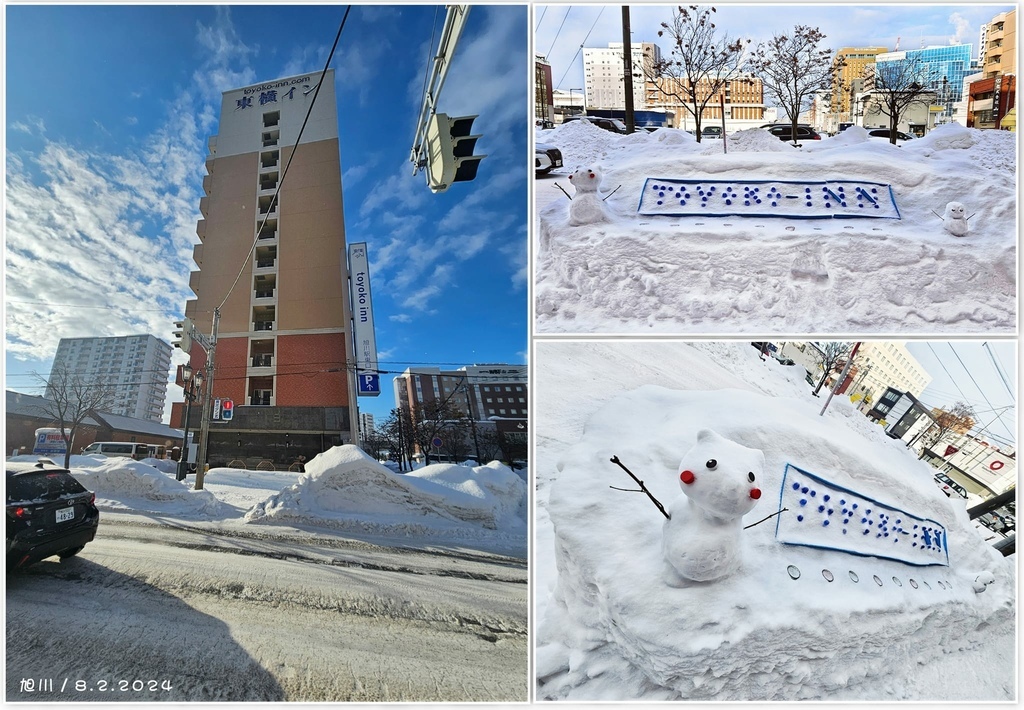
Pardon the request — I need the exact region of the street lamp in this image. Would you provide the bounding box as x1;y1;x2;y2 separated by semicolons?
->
568;88;583;116
176;364;204;481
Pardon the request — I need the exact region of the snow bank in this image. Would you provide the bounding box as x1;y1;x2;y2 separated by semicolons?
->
535;123;1016;334
45;456;225;516
244;446;527;539
538;385;1014;700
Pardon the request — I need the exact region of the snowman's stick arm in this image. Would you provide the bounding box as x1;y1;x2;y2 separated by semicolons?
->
930;209;943;220
554;182;573;201
609;455;671;520
601;184;622;202
743;507;789;530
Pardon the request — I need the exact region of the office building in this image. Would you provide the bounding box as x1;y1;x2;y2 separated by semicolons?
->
172;70;358;467
646;73;765;132
359;412;375;441
831;47;889;124
583;42;662;110
874;45;973;117
848;342;932;409
47;335;172;422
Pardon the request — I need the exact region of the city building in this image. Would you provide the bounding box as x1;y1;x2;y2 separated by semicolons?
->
536;55;554;126
646;73;765;132
393;364;528;458
583;42;662;110
359;412;375;441
917;432;1016;497
979;9;1016;80
967;74;1017;129
873;45;973;119
846;342;931;408
172;70;358;467
855;88;942;135
47;335;172;422
830;47;889;125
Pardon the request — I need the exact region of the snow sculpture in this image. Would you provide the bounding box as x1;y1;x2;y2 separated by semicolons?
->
973;570;996;593
662;429;764;583
567;166;610;226
942;201;970;237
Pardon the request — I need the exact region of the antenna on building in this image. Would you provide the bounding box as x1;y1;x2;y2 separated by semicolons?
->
895;36;900;51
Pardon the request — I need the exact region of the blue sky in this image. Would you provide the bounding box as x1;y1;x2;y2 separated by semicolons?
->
5;4;529;423
537;3;1015;94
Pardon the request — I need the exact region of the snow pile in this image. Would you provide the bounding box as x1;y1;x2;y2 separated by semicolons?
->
245;445;527;540
39;456;226;516
140;457;178;474
537;356;1015;701
536;123;1016;334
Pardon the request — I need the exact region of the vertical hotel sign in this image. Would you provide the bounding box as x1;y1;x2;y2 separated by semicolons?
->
348;243;380;396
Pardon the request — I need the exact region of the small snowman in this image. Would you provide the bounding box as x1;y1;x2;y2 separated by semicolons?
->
942;201;970;237
662;429;764;583
567;165;610;226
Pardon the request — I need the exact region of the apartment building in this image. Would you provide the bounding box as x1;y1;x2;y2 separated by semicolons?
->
172;70;358;467
848;342;932;408
583;42;662;110
48;335;171;422
646;73;765;132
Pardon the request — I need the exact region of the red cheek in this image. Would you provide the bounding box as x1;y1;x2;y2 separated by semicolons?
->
568;175;574;180
750;488;762;500
589;173;595;179
680;470;695;485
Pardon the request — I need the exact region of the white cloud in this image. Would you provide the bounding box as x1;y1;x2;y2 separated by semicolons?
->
389;313;413;323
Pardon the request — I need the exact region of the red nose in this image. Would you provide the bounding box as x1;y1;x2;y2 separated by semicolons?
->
589;172;595;179
750;488;762;500
680;470;695;485
568;175;574;180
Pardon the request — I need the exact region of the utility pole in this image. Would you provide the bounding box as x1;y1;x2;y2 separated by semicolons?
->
621;6;635;134
194;307;220;490
820;342;860;416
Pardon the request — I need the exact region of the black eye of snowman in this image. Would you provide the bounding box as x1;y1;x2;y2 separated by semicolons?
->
748;472;755;482
705;459;717;470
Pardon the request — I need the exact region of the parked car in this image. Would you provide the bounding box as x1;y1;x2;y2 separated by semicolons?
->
933;472;968;500
775;356;796;366
759;124;822;143
81;441;150;459
7;460;100;571
562;115;628;134
535;143;563;176
701;125;724;139
866;128;916;144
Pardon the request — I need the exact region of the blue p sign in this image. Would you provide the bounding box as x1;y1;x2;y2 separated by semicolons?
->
358;373;381;396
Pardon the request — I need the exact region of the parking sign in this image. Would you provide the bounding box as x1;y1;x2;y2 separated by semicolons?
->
358;373;381;397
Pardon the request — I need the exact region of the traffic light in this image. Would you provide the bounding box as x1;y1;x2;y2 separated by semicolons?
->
221;399;234;421
425;113;486;193
173;317;194;353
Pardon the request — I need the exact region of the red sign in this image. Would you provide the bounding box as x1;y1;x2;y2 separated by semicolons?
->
943;445;959;457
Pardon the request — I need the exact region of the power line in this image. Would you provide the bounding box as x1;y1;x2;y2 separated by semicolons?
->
545;6;571;60
535;6;547;33
983;341;1015;403
555;6;604;90
948;343;1013;441
218;7;352;311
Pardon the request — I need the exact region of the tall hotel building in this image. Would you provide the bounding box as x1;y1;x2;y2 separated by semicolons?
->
173;70;358;466
48;335;172;422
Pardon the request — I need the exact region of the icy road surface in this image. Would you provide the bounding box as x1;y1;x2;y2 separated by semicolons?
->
7;516;528;702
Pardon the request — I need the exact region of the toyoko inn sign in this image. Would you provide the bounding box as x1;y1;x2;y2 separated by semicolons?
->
348;243;380;397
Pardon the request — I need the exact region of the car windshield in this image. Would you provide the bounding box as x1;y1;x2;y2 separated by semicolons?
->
8;471;87;503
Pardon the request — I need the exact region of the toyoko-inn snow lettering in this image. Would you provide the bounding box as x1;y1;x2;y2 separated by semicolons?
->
637;178;901;220
775;464;949;567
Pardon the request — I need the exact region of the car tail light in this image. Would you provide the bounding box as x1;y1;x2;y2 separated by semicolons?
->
8;506;31;519
813;135;821;140
88;493;96;506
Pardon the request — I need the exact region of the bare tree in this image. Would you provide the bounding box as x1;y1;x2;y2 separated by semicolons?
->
409;400;467;466
33;362;115;468
645;5;749;141
810;341;852;396
376;408;413;471
360;430;388;463
864;55;935;144
474;426;504;463
439;415;472;463
747;26;843;145
918;402;976;460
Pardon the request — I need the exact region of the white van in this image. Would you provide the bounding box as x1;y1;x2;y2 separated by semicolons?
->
81;442;150;460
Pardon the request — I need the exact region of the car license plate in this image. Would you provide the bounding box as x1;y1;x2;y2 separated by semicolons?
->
56;506;75;523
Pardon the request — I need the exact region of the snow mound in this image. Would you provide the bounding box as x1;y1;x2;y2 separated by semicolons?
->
539;120;618;169
539;386;1014;701
718;127;791;153
652;127;696;145
67;458;224;516
140;457;178;474
244;445;527;538
804;125;871;151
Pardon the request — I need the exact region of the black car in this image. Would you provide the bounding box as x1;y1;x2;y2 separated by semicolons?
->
7;460;99;571
561;115;628;134
760;124;822;143
867;128;915;143
536;143;564;176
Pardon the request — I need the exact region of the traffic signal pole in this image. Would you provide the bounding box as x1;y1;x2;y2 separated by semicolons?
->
194;307;220;490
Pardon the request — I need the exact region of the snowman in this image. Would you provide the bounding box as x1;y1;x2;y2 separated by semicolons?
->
662;429;764;584
942;201;970;237
567;165;610;226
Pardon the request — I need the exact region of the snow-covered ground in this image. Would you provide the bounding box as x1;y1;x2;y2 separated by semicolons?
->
535;122;1016;333
534;341;1015;701
11;446;528;557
